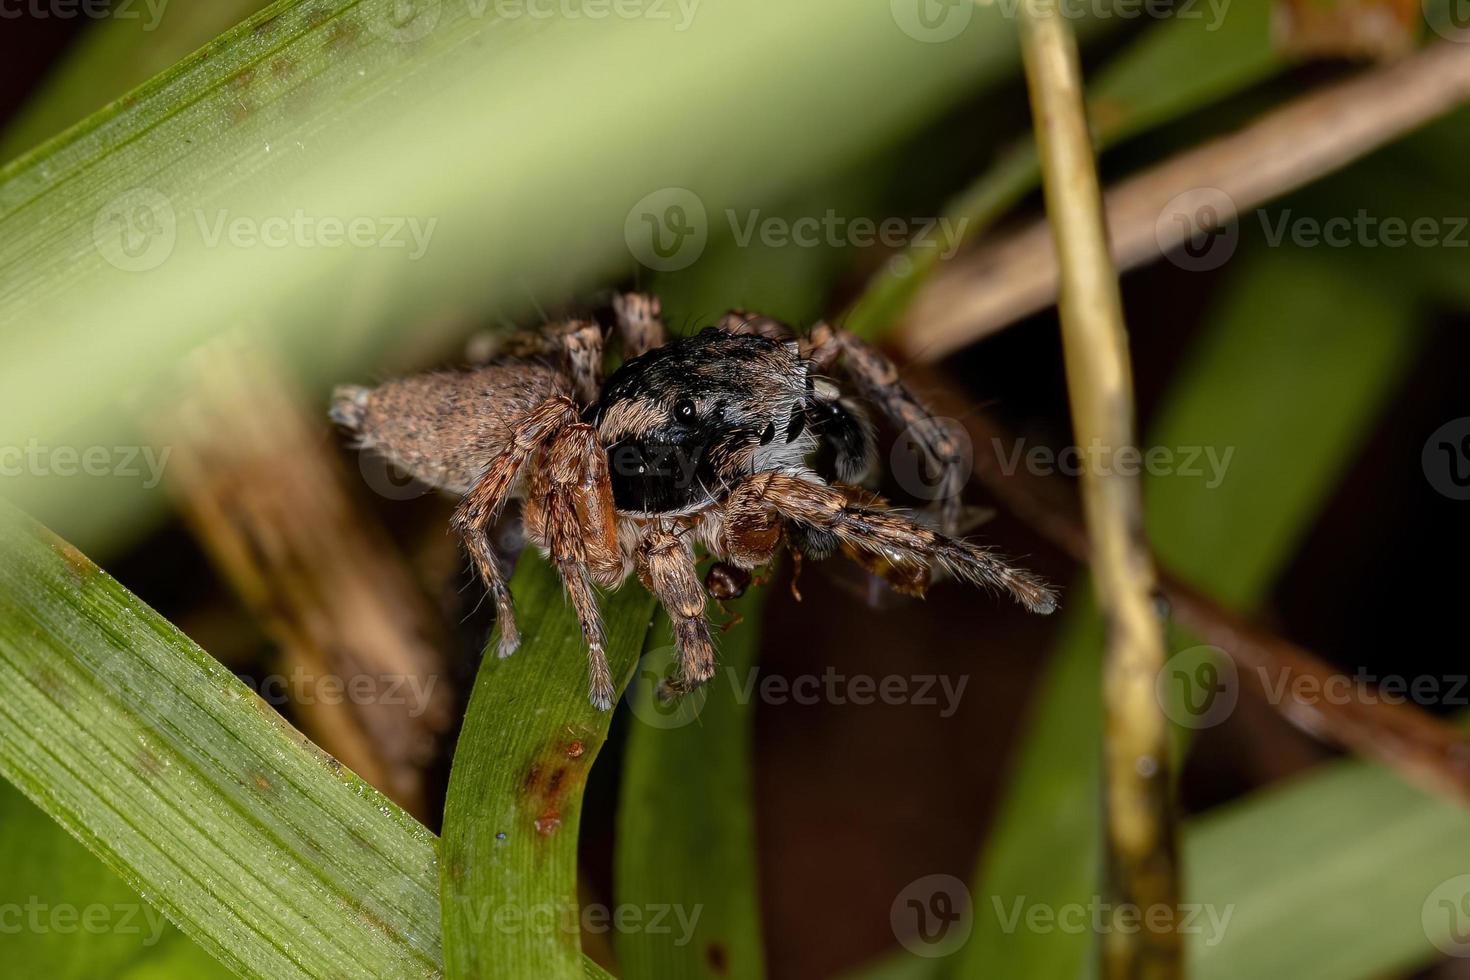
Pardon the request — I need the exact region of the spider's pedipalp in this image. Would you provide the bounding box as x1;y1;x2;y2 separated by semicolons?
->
637;526;716;694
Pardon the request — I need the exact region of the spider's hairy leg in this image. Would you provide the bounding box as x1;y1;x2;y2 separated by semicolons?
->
808;322;967;535
522;422;624;709
547;319;605;407
613;293;667;359
724;473;1058;615
637;526;716;697
450;395;580;658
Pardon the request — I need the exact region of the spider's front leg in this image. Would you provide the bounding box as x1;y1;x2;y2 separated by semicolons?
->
806;322;968;535
451;395;582;658
636;526;716;697
721;472;1058;615
522;421;626;709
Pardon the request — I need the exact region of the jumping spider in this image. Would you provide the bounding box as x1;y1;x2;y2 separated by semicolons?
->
332;295;1057;710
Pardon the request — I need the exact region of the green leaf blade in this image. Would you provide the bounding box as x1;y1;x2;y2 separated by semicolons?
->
615;596;766;980
0;501;443;980
440;552;657;980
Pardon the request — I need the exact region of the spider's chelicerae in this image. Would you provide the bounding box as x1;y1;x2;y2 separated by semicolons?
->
331;295;1057;709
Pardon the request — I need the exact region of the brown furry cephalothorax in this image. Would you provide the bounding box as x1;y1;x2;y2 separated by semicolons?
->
332;295;1056;709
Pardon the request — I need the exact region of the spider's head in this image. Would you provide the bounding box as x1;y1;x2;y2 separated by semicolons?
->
591;329;828;514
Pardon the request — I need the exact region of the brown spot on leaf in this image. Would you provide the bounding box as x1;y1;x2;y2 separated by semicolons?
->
518;728;597;840
44;532;96;586
270;56;297;80
706;942;728;974
328;19;362;49
135;747;163;778
231;67;257;90
32;666;74;707
251;770;273;792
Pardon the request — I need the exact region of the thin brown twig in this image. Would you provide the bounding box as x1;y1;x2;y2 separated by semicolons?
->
1017;5;1180;978
148;340;453;820
910;365;1470;806
900;37;1470;362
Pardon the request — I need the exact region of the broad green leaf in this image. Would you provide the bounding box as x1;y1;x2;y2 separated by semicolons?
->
0;781;231;980
0;500;443;978
1188;757;1470;979
614;597;766;980
0;0;1027;555
846;0;1282;337
440;553;658;980
948;244;1424;979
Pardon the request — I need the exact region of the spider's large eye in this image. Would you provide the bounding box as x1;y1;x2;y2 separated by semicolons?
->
673;398;697;422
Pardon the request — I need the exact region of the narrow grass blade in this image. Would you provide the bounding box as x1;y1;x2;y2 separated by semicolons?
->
0;500;443;978
0;0;273;163
439;553;657;979
614;596;766;979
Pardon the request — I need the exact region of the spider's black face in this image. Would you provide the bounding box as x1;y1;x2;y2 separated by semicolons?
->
591;330;809;514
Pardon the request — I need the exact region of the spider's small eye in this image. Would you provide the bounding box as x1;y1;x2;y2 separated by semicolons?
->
759;421;776;445
674;398;697;422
